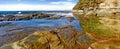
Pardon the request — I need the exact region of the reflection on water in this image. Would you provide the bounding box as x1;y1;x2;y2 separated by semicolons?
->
16;19;81;31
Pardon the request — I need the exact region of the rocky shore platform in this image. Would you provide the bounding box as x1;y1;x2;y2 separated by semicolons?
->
0;12;83;49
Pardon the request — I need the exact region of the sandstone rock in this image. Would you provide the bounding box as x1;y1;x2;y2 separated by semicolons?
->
88;39;120;49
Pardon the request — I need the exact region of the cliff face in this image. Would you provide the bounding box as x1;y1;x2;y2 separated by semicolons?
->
73;0;104;10
74;0;120;9
100;0;120;8
73;0;120;49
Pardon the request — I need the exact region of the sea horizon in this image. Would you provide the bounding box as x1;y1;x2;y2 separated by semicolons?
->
0;10;72;15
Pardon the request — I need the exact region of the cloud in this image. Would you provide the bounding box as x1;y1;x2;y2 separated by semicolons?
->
0;1;76;11
66;0;73;1
0;4;75;11
50;1;75;5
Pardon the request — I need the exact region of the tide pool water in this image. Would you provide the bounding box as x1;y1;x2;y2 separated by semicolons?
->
0;13;82;33
9;19;82;32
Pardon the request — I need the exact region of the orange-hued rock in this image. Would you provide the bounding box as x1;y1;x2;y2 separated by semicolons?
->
0;26;90;49
100;0;120;8
88;39;120;49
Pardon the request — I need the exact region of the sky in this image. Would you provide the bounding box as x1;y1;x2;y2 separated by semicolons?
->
0;0;78;11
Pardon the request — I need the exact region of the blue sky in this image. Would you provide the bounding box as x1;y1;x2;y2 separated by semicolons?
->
0;0;78;11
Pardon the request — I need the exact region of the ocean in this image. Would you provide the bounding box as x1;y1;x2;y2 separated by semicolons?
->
0;11;71;15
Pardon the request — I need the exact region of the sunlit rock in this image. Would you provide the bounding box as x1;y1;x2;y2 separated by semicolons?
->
99;0;120;14
100;0;120;8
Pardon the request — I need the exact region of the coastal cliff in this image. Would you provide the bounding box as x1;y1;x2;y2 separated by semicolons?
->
73;0;120;49
0;0;120;49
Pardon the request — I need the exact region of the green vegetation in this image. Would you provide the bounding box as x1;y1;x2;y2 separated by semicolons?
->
73;0;120;48
73;11;120;48
74;14;115;39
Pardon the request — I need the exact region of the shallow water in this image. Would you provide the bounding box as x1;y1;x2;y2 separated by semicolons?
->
0;13;82;36
7;13;82;31
10;19;81;31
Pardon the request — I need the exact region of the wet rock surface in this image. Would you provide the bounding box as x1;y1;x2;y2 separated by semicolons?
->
0;13;83;48
0;13;55;21
0;22;11;27
0;26;89;49
0;25;47;47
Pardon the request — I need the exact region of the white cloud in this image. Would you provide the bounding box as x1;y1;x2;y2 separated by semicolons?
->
66;0;73;1
50;1;75;5
0;4;75;11
50;2;61;5
0;1;76;11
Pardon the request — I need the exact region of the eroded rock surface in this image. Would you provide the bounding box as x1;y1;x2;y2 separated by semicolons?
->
73;0;120;49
